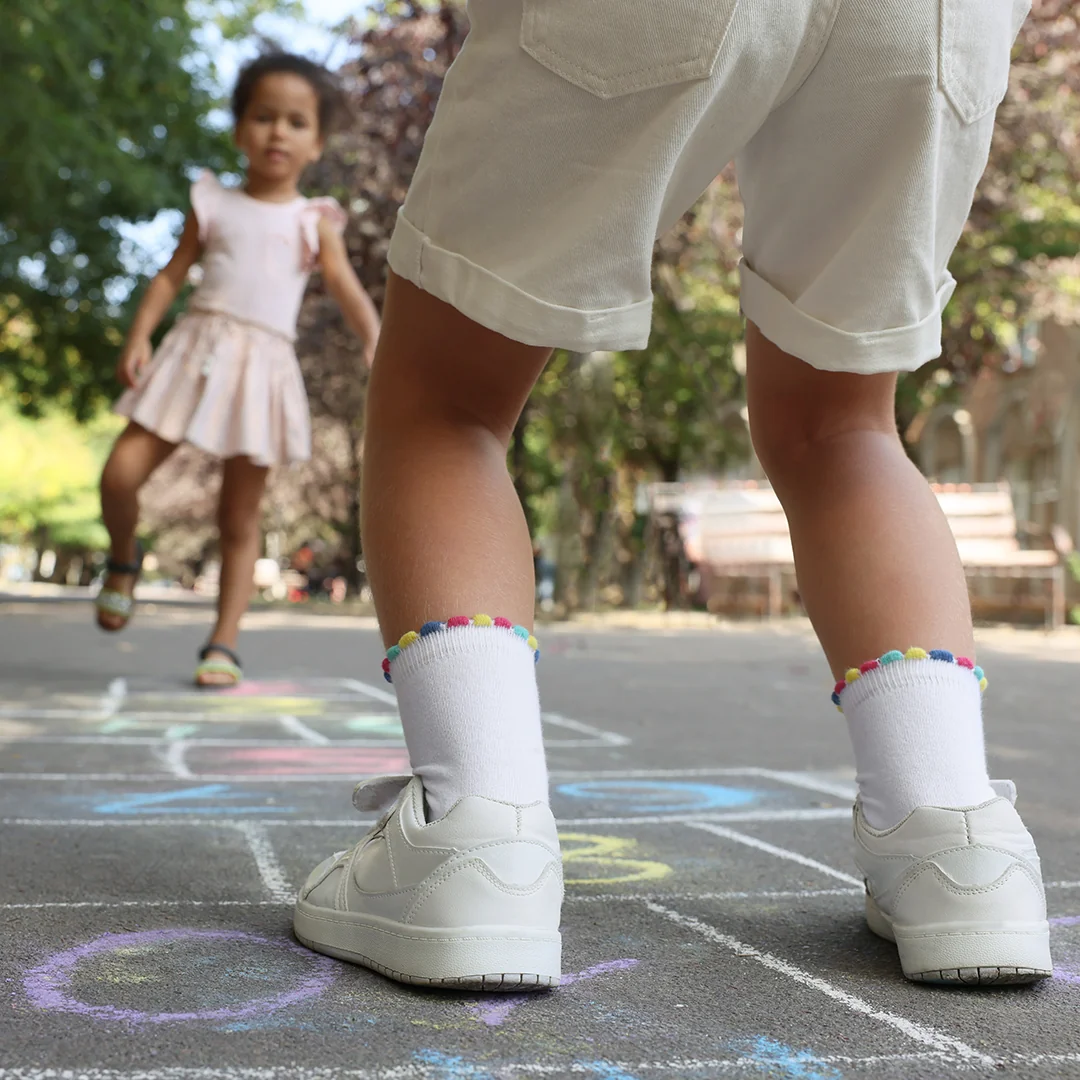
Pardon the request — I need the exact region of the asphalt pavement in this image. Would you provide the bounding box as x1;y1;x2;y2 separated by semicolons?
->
2;601;1079;1079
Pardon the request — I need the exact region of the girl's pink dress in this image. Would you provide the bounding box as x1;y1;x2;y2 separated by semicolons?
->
115;172;346;467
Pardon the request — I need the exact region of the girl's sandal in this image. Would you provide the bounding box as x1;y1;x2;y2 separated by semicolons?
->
94;543;144;632
195;643;243;689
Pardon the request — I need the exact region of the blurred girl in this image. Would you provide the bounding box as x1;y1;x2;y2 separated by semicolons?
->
95;52;380;687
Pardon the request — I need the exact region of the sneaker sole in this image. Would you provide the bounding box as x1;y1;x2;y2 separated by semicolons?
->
294;902;561;991
865;895;1052;985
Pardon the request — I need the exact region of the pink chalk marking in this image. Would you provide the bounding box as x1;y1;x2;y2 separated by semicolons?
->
215;681;309;697
467;959;640;1027
185;745;410;777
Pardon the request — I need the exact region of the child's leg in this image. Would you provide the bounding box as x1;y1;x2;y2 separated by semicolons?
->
201;455;269;678
745;323;992;828
98;422;177;628
363;275;551;818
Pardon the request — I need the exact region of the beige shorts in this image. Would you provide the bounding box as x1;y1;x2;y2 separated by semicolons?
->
389;0;1029;374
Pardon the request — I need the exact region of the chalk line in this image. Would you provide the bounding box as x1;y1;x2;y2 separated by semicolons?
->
234;822;292;904
0;888;860;911
0;809;849;828
157;741;193;780
644;903;993;1066
684;821;862;886
102;677;127;718
11;1051;1080;1077
544;713;632;748
277;715;330;745
341;677;398;707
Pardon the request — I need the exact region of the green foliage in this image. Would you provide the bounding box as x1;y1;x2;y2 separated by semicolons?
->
0;0;295;419
0;397;123;548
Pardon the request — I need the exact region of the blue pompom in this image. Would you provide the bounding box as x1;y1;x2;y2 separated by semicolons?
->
928;649;954;663
419;621;444;637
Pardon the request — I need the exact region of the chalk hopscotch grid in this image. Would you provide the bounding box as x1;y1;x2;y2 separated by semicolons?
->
5;677;1078;1075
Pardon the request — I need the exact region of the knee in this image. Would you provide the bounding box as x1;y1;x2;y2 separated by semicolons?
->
746;329;899;492
218;508;260;548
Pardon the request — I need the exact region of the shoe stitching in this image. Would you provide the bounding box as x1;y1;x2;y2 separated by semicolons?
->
296;907;558;944
890;858;1045;907
403;860;564;925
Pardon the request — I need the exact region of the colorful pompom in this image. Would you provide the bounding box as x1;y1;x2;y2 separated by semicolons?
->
831;646;987;709
383;615;540;683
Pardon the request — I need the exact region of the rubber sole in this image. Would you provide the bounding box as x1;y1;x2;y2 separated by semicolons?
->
294;902;562;991
865;895;1052;986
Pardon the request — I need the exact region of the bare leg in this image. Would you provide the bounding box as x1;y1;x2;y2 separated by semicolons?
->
745;322;974;676
98;422;178;630
363;273;550;645
198;455;269;684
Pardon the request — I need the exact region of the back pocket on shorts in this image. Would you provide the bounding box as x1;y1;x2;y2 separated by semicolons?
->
521;0;743;99
939;0;1030;124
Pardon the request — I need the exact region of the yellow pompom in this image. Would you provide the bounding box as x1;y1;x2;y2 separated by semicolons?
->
844;668;861;684
473;613;493;627
979;677;988;692
526;636;539;651
904;647;928;660
835;704;844;714
398;630;420;648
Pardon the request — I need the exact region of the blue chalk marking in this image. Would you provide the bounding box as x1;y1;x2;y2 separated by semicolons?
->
556;780;762;814
412;1051;495;1078
93;784;294;816
579;1064;642;1080
731;1037;843;1080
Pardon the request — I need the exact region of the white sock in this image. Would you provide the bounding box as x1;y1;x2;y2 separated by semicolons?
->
389;623;548;820
839;654;996;830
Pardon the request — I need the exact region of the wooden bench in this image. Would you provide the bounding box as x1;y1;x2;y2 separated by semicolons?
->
668;481;1072;626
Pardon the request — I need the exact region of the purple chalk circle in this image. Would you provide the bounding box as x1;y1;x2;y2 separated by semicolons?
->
23;929;336;1024
1050;915;1080;985
467;959;640;1026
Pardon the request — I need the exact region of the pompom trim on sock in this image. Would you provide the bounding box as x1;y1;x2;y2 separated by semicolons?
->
382;616;539;682
831;647;985;710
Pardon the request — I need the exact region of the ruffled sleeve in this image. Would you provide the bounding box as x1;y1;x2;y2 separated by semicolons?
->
300;197;348;271
190;170;224;244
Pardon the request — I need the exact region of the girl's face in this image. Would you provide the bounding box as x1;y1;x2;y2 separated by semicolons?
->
235;73;324;183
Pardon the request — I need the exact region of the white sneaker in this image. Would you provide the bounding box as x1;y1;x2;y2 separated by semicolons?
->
854;780;1052;985
294;774;563;990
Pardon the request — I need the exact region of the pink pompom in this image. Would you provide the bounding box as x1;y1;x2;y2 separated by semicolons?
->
493;617;513;629
446;616;471;628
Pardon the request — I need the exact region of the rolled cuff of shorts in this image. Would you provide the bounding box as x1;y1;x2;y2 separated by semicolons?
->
388;209;653;352
739;259;955;375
